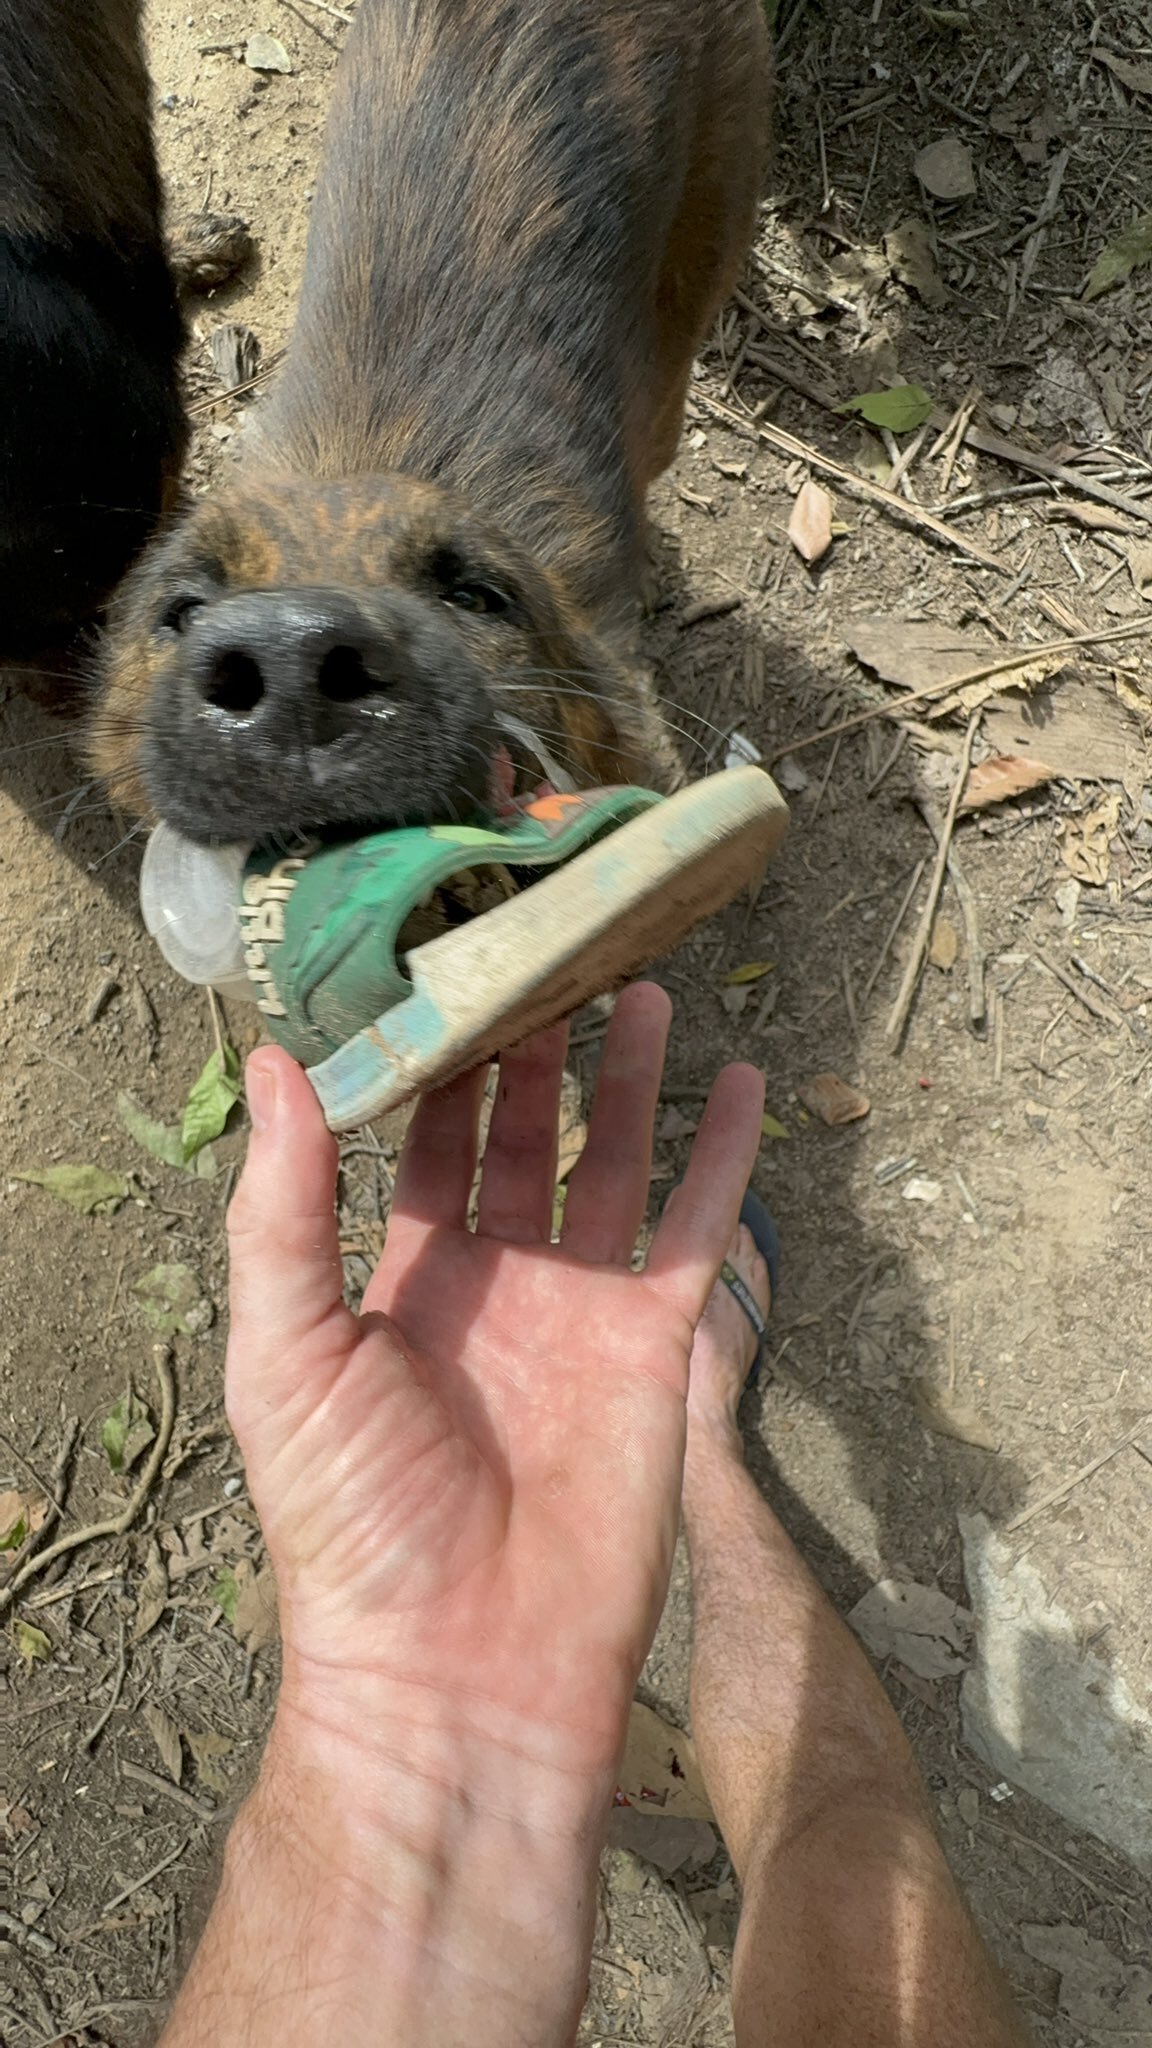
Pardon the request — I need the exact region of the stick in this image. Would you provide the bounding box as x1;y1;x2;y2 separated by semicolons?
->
916;800;986;1030
961;419;1152;531
101;1834;197;1916
1005;1414;1152;1533
695;391;1011;574
0;1349;176;1615
120;1759;217;1821
80;1612;127;1752
279;0;352;18
862;859;926;1003
773;617;1151;763
1032;948;1125;1031
886;717;979;1049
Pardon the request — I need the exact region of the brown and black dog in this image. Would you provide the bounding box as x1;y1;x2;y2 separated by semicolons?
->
91;0;770;843
0;0;185;660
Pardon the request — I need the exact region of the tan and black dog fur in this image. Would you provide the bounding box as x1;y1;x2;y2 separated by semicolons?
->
93;0;771;843
0;0;185;658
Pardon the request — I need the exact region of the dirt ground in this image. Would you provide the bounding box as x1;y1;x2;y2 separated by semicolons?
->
6;0;1152;2041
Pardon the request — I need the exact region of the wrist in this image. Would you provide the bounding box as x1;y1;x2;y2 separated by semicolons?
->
170;1664;615;2048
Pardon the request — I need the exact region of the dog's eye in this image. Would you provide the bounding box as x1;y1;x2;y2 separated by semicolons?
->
444;581;513;618
159;593;207;636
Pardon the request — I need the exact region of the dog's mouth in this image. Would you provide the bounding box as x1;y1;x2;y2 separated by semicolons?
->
488;716;578;819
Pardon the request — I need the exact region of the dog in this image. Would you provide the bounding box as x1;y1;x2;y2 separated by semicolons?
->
0;0;186;661
92;0;770;842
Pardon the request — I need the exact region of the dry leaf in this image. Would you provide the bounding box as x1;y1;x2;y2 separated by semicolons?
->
1129;542;1152;596
884;217;948;306
724;961;775;986
788;478;834;564
911;1382;1000;1451
618;1701;712;1820
1020;1923;1152;2031
927;917;959;970
658;1105;698;1142
844;617;1058;719
232;1561;279;1653
1095;47;1152;97
132;1542;169;1642
0;1490;47;1552
796;1072;870;1126
959;755;1054;813
184;1726;234;1795
1049;498;1132;534
142;1701;183;1784
605;1808;717;1875
982;681;1141;791
1061;793;1122;886
555;1103;588;1185
848;1579;972;1679
914;134;976;199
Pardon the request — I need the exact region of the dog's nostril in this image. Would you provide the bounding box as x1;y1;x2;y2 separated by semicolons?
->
206;651;266;716
317;644;381;704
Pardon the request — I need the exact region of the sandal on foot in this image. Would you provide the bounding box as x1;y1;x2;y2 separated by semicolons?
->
720;1189;779;1385
666;1182;780;1385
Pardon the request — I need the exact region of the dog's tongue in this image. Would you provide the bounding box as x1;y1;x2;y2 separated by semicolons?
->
490;744;555;819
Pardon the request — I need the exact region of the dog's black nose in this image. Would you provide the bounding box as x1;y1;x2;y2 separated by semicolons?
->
184;587;408;746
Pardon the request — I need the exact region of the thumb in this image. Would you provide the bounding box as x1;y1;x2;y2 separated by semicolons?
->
226;1047;352;1404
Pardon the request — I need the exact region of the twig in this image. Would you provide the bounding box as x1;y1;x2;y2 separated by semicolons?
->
886;717;979;1049
678;593;743;629
277;0;340;46
961;419;1152;531
187;351;284;415
0;1348;176;1614
980;1818;1142;1924
1033;948;1125;1031
774;618;1151;763
916;800;986;1030
1005;1414;1152;1533
100;1834;197;1916
695;391;1011;574
80;1613;127;1752
279;0;352;18
0;1427;72;1525
862;859;926;1003
120;1759;217;1821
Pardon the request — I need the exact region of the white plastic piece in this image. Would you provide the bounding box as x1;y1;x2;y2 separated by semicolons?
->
140;821;256;1001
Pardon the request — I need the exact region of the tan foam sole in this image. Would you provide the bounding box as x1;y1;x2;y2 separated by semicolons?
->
309;765;789;1130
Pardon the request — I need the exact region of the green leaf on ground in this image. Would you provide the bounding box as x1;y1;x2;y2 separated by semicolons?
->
14;1621;52;1665
101;1388;156;1474
761;1113;790;1140
117;1091;186;1170
838;384;934;433
134;1263;213;1338
212;1567;240;1624
181;1044;242;1161
12;1165;132;1215
1084;214;1152;300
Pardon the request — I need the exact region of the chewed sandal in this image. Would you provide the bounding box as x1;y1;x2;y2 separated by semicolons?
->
141;765;789;1132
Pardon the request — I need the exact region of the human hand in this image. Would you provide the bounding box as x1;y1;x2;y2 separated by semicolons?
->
226;983;763;1781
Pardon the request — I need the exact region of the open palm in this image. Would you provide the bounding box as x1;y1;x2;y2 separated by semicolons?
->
226;986;763;1775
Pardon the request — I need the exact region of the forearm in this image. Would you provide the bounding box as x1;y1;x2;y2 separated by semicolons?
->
158;1681;613;2048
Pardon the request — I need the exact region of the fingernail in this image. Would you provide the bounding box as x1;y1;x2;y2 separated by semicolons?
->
246;1056;278;1133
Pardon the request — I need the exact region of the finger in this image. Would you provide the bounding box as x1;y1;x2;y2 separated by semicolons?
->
389;1061;488;1232
645;1062;765;1323
561;982;671;1265
475;1019;569;1243
226;1047;350;1360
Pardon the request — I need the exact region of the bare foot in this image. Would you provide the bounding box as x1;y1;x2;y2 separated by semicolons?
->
685;1221;771;1455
